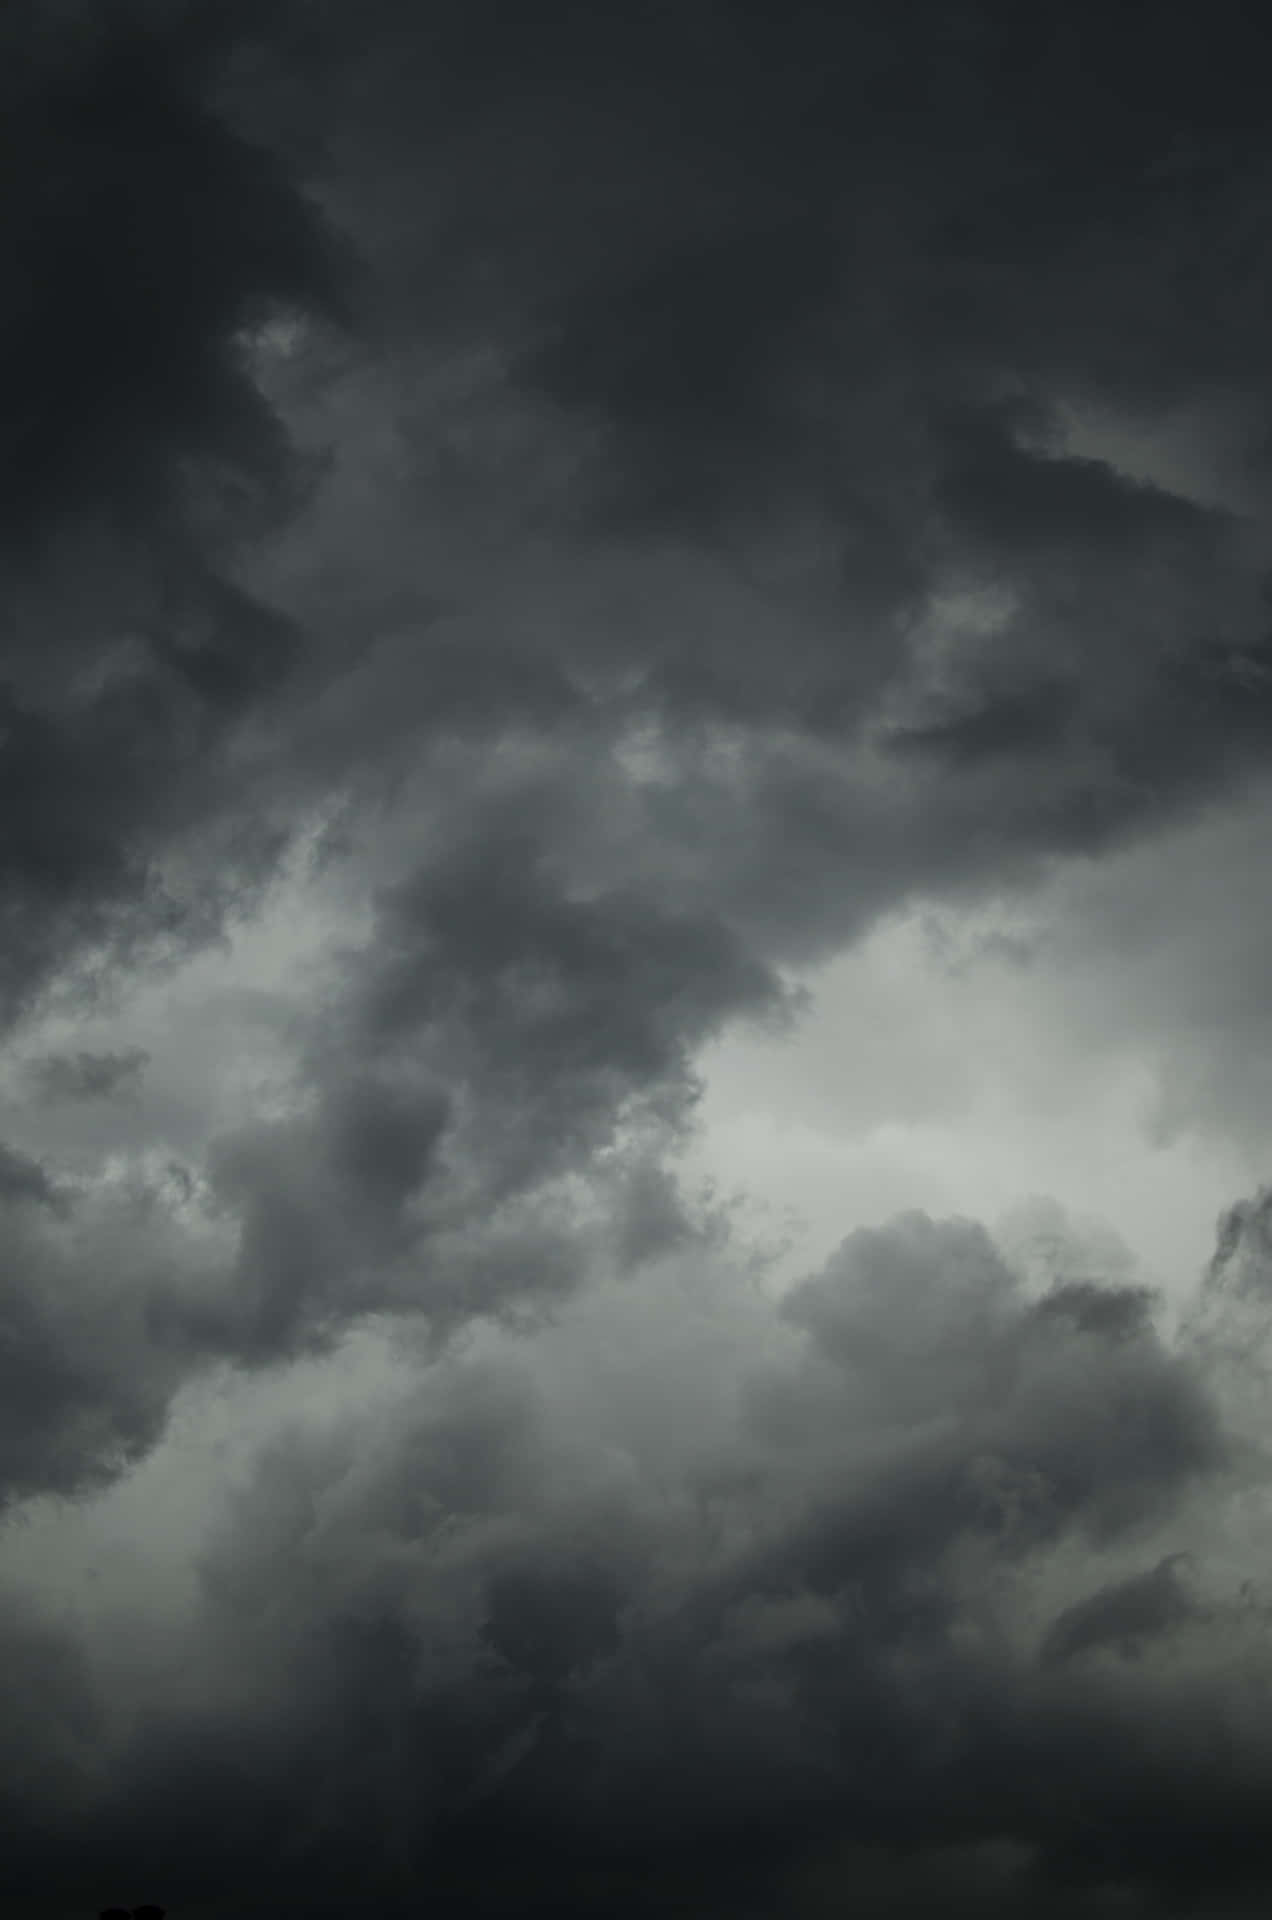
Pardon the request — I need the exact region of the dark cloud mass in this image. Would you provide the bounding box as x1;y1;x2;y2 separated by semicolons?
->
5;1;1272;1914
0;1215;1256;1919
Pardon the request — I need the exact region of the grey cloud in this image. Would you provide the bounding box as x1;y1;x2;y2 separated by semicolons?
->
9;5;1272;1915
30;1046;150;1102
52;811;770;1397
0;7;344;1025
607;1157;702;1271
183;814;784;1365
524;210;840;538
58;0;1260;1042
1039;1556;1200;1668
5;1207;1252;1917
5;0;1272;1036
887;677;1078;769
935;397;1227;558
1181;1187;1272;1441
360;822;784;1102
1;17;339;542
778;1212;1021;1423
0;778;776;1504
0;1139;65;1213
224;0;1272;847
0;1592;103;1891
1205;1186;1272;1302
0;1169;207;1505
742;1222;1217;1625
195;1073;452;1364
7;2;1267;1390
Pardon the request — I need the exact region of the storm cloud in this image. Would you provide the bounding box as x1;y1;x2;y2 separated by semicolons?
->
5;2;1272;1915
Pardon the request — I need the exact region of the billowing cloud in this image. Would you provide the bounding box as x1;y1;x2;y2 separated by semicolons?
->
1;1209;1265;1918
6;3;1272;1916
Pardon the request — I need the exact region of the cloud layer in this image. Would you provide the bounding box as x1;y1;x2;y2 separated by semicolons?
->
5;1209;1271;1918
5;3;1272;1915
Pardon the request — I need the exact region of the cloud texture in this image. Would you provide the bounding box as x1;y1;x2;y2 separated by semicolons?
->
5;2;1272;1914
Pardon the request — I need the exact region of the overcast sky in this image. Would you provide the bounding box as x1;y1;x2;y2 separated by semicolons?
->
7;5;1272;1916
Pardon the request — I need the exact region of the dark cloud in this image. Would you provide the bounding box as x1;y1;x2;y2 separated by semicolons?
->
2;0;1266;1431
0;4;343;1026
0;785;779;1450
3;0;1271;1029
0;1173;193;1504
196;1071;454;1362
5;5;1272;1917
887;676;1078;768
0;1210;1255;1918
0;14;339;542
359;820;783;1118
176;807;785;1366
935;399;1224;557
0;1592;103;1873
1038;1555;1200;1668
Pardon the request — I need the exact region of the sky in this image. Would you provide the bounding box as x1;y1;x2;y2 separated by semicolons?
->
6;3;1272;1915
